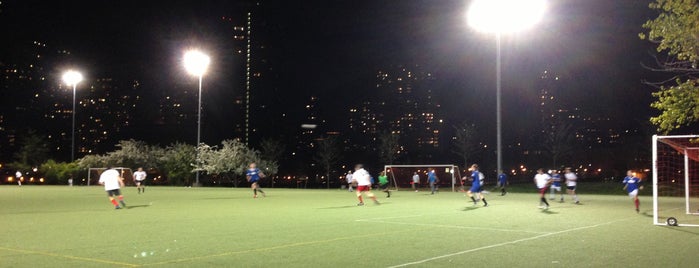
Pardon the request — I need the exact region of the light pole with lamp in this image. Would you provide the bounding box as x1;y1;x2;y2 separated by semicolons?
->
62;70;83;162
183;50;210;186
467;0;546;176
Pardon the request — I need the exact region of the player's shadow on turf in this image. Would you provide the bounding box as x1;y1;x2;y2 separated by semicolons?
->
541;210;559;214
126;204;151;209
462;206;481;211
640;211;653;218
317;205;360;209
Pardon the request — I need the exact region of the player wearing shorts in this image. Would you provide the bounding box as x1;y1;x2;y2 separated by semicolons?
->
549;169;564;202
467;164;488;207
564;167;580;204
412;172;420;192
133;167;147;194
428;169;438;195
346;171;354;192
497;170;507;196
246;163;266;198
353;164;379;206
378;171;391;198
98;168;127;209
534;168;551;209
622;170;642;213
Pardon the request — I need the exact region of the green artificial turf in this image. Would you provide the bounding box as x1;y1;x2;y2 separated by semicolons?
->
0;185;697;268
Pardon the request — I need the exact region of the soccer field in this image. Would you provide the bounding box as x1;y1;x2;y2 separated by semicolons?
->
0;186;697;267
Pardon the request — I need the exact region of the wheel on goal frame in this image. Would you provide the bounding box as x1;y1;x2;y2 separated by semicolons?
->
667;217;678;226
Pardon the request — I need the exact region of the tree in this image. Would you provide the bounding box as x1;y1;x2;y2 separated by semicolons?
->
313;136;341;189
451;122;480;168
39;160;80;184
10;130;49;171
378;131;401;165
640;0;699;133
259;138;284;187
159;142;196;186
542;121;575;168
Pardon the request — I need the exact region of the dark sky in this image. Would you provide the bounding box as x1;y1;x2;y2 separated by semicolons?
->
0;0;660;143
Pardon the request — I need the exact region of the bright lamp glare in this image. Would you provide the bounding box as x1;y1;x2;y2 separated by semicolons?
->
183;50;210;76
62;70;83;86
467;0;546;34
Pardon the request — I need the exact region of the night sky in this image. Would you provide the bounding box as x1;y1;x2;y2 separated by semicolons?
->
0;0;660;145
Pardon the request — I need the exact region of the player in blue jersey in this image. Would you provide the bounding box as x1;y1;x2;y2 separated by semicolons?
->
428;169;438;195
246;163;266;198
467;164;488;207
622;170;643;213
497;170;507;196
549;169;564;202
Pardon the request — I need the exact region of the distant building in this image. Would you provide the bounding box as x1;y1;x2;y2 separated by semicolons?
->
348;64;445;163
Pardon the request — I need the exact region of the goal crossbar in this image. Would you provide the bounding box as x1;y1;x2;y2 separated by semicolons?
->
384;164;461;192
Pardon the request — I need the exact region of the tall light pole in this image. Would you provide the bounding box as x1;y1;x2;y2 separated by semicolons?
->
62;70;83;162
183;50;210;186
467;0;546;175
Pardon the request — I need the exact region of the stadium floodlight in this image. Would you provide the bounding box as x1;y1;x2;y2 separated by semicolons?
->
467;0;547;34
62;70;83;162
183;50;210;186
467;0;546;177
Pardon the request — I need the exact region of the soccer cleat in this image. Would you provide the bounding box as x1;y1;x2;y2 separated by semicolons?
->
374;200;380;205
261;192;266;198
357;202;365;206
115;206;122;209
575;201;580;204
538;205;545;209
119;201;127;208
636;208;640;213
253;195;258;198
483;203;489;207
544;205;549;210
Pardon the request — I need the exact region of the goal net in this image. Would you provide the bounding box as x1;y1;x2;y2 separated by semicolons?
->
86;167;133;186
652;135;699;227
384;165;462;192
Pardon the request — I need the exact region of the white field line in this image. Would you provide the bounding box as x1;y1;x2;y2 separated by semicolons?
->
386;217;633;268
356;219;550;235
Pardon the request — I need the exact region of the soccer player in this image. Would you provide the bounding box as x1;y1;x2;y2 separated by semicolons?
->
15;170;22;187
467;164;488;207
534;168;551;209
428;169;438;195
412;172;420;192
98;167;127;209
622;170;642;213
378;171;390;198
346;171;354;192
352;164;379;206
497;170;508;196
564;167;580;204
549;169;564;202
246;163;266;198
133;167;147;194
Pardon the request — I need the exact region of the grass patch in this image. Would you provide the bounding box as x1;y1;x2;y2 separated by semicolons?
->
0;185;697;267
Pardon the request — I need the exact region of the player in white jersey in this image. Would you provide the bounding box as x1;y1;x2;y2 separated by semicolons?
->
564;167;580;204
346;171;354;192
98;168;127;209
133;167;147;194
352;164;379;206
534;168;552;209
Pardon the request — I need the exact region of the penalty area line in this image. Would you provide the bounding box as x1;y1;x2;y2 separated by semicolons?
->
357;219;550;235
0;246;138;267
386;217;634;268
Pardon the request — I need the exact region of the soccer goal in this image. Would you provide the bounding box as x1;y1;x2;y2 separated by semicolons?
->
86;167;133;186
652;135;699;227
384;165;462;192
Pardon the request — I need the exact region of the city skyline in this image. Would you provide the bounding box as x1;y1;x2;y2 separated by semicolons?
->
0;0;663;176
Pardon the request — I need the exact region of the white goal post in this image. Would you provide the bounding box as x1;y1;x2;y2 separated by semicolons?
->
384;164;462;192
86;167;133;186
652;135;699;227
